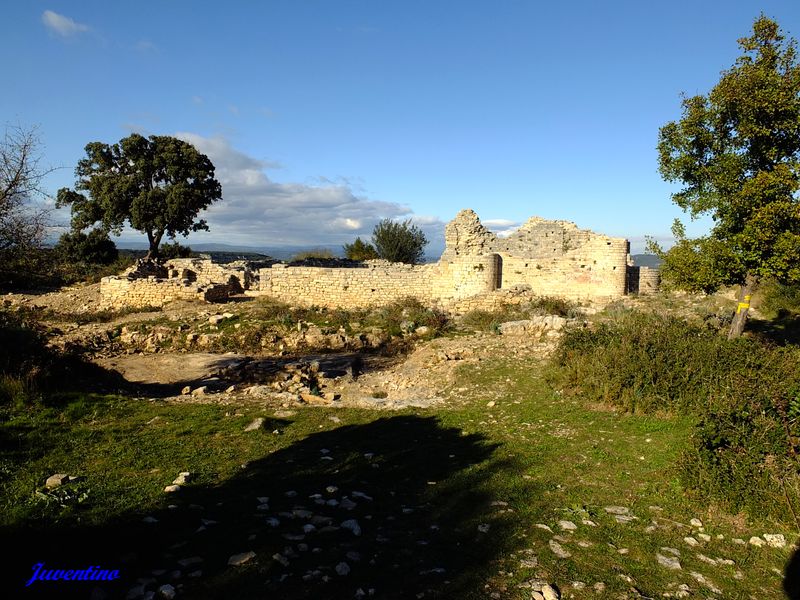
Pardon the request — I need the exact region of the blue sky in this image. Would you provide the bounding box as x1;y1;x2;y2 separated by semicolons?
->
3;1;799;255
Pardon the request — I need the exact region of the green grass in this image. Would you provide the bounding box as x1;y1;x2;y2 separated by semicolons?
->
1;358;794;599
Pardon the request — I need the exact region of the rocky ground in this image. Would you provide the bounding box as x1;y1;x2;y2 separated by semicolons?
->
4;282;569;411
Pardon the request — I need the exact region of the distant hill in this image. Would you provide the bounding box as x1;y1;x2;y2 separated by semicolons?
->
631;254;662;268
115;242;443;263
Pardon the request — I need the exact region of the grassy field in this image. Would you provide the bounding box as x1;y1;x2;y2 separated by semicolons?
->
1;355;794;599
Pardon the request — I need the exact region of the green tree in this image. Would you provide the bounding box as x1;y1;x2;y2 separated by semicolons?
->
343;236;379;261
371;219;428;264
159;241;194;259
56;134;222;259
55;228;118;265
657;15;800;338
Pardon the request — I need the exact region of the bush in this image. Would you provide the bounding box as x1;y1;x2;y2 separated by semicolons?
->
55;229;118;266
343;237;379;261
159;241;194;259
549;310;800;523
368;297;450;337
460;297;578;333
0;311;52;404
758;280;800;319
372;219;427;264
529;296;578;318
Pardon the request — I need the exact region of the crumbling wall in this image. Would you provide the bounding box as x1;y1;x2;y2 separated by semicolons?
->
443;210;629;299
99;210;657;310
164;258;253;292
257;255;499;308
100;276;230;309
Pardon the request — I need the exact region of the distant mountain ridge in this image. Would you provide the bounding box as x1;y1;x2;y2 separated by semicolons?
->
631;254;662;268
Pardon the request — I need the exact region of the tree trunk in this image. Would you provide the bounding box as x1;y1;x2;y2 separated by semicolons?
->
144;230;163;260
728;273;758;339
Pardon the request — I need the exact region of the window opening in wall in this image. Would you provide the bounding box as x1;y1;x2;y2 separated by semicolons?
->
494;254;503;290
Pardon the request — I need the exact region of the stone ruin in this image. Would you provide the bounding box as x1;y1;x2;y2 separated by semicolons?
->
99;209;659;311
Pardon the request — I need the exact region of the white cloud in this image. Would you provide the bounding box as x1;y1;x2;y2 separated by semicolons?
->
42;10;89;37
483;218;522;238
172;133;445;252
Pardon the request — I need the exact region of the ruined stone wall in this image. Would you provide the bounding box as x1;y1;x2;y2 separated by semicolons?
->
638;267;660;295
443;210;629;300
164;258;252;291
257;255;499;308
98;210;655;310
626;266;660;296
100;276;230;309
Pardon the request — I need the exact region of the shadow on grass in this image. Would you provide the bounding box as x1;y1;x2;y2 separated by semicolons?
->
787;544;800;600
747;312;800;346
6;415;533;599
98;351;413;399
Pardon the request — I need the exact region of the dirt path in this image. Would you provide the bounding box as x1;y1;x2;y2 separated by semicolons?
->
93;331;556;410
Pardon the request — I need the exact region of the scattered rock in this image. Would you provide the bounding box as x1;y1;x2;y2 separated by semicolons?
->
244;417;265;432
300;392;333;405
541;584;560;600
335;561;350;576
519;555;539;568
656;553;681;570
548;539;571;559
164;485;181;493
603;506;630;515
690;571;721;594
535;523;553;533
45;473;70;489
683;537;699;547
764;533;786;548
748;536;765;547
477;523;491;533
191;386;208;396
558;520;577;531
697;533;711;542
228;551;256;566
697;553;717;565
272;553;289;567
613;514;636;524
172;472;191;485
341;519;362;536
689;518;703;528
157;584;176;599
181;386;191;395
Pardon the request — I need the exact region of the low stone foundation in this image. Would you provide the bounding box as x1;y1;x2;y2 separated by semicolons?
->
100;275;231;310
